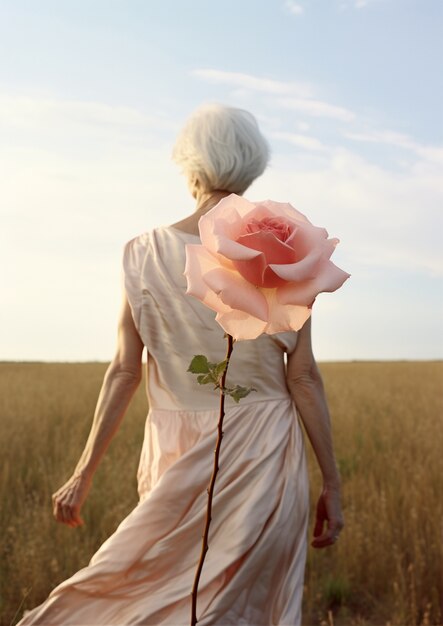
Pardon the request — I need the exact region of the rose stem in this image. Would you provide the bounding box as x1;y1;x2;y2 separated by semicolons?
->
190;333;234;626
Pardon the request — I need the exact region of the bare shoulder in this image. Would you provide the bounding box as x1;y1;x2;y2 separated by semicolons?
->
286;317;318;380
111;291;144;376
170;215;200;236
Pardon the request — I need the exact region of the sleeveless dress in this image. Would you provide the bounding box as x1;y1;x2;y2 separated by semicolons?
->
17;226;310;626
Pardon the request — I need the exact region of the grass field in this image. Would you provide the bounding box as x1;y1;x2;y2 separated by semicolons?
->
1;361;442;626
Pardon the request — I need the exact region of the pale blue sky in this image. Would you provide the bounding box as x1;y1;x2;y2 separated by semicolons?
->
1;0;442;361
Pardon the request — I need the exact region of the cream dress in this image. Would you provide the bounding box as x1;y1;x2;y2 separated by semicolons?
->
17;226;310;626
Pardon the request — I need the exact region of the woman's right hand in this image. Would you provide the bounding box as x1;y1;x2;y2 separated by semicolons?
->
51;472;92;528
311;485;345;549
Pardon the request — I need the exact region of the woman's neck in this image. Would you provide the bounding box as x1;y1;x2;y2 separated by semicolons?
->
170;190;233;236
195;189;232;216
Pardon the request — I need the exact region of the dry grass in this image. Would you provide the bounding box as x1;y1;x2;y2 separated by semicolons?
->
0;361;442;626
304;362;443;626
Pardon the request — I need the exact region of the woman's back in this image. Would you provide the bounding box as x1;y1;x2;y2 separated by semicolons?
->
123;225;298;411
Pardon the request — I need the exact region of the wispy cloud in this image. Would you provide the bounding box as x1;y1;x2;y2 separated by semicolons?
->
192;69;355;122
191;69;313;98
270;131;329;152
193;67;443;278
0;94;174;134
344;129;417;149
0;92;193;360
338;0;384;9
344;128;443;168
277;97;355;122
251;146;443;278
285;1;304;16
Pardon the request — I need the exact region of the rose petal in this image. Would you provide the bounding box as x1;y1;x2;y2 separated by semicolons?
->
237;231;297;265
269;237;338;282
215;310;267;341
199;196;301;263
277;261;351;306
258;200;311;226
234;230;299;287
203;267;269;322
199;195;256;252
238;204;279;223
184;244;231;314
232;252;268;287
265;308;312;334
284;223;330;260
215;236;264;262
261;266;287;288
261;289;312;334
200;207;266;264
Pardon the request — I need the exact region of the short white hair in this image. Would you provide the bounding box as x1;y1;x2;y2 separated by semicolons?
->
172;104;270;194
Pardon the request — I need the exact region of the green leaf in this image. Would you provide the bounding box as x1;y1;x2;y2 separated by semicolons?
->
214;360;228;378
188;355;210;374
225;385;257;403
188;354;254;401
197;373;214;385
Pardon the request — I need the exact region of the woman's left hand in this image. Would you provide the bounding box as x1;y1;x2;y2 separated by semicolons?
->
311;485;345;549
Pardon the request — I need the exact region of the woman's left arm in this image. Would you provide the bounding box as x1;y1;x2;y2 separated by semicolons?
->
286;317;345;548
52;291;144;527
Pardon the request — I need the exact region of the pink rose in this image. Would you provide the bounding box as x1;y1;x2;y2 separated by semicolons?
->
184;194;350;340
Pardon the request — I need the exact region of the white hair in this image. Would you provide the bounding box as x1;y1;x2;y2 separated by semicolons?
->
172;104;270;194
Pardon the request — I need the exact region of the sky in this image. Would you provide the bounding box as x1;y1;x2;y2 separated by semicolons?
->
1;0;442;362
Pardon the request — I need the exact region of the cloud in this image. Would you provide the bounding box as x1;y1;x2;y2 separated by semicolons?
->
250;146;443;278
338;0;384;9
247;139;443;359
344;128;443;170
285;1;304;16
191;69;313;98
269;131;329;152
192;69;355;122
344;129;417;150
0;92;194;361
277;97;356;122
0;93;185;219
0;94;175;136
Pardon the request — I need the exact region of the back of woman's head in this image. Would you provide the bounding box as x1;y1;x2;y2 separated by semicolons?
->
172;104;270;195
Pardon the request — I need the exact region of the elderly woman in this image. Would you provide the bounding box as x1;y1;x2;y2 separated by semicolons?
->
18;104;344;626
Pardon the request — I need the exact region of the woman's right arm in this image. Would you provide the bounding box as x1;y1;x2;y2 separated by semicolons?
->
51;292;144;528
